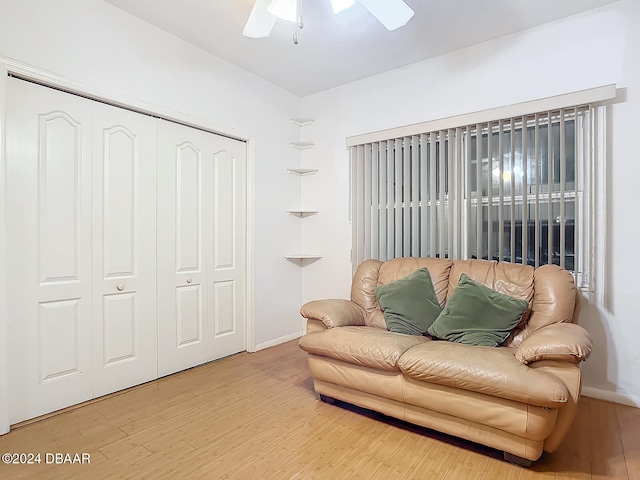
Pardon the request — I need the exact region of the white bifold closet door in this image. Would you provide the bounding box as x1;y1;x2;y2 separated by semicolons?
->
5;78;158;423
157;120;246;377
5;77;247;424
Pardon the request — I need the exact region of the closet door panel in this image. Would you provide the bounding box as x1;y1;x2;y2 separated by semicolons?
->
176;145;202;273
92;104;158;397
38;299;82;381
157;122;210;376
38;113;83;283
102;293;136;363
212;281;235;336
209;144;246;359
176;285;204;346
102;127;136;276
5;78;93;424
213;151;235;270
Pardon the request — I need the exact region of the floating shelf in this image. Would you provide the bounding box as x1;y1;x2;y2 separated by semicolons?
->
287;168;318;176
290;117;315;127
285;254;322;260
287;210;318;217
290;142;315;150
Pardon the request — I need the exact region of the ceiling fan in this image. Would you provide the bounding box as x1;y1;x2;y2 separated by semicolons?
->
243;0;415;41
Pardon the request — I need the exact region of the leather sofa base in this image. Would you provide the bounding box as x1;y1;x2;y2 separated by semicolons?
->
313;378;545;461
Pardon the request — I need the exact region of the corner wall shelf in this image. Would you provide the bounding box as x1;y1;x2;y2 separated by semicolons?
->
285;254;322;261
290;118;315;127
287;116;319;265
290;142;315;150
287;210;318;217
287;168;318;176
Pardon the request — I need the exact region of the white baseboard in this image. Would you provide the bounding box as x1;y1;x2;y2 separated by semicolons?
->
582;386;640;408
254;331;304;352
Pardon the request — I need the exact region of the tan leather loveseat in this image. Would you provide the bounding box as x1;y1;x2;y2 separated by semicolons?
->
298;258;592;465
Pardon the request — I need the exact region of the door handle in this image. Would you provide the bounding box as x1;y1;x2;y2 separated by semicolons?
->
116;284;125;291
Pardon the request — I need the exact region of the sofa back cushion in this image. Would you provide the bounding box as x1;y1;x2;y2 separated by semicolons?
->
447;259;535;303
350;259;384;327
351;258;452;329
379;258;452;306
351;257;576;342
509;264;578;346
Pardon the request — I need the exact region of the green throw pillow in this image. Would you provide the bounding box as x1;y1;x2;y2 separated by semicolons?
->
427;273;529;347
375;268;442;336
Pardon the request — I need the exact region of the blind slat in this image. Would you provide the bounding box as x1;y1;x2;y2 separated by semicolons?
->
547;113;553;265
439;130;447;259
510;118;516;263
394;139;403;257
386;140;394;259
371;143;379;259
363;143;372;261
487;122;493;261
521;116;528;266
574;108;581;281
454;128;464;260
446;130;459;259
465;126;472;258
534;114;540;268
420;134;428;256
559;109;566;268
353;146;365;265
402;137;411;256
378;141;388;260
411;135;419;256
429;134;437;257
475;124;483;260
498;120;505;261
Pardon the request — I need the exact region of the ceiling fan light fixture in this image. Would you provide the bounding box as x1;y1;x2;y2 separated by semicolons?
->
243;0;414;40
267;0;297;22
330;0;356;14
243;0;278;37
358;0;414;31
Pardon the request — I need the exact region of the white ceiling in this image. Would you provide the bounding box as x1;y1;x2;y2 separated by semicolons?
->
104;0;618;97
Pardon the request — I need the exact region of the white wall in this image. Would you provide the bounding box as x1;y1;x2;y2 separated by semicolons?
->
301;0;640;404
0;0;307;349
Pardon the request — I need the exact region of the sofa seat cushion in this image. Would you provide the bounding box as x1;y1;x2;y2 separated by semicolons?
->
398;342;569;407
298;326;430;371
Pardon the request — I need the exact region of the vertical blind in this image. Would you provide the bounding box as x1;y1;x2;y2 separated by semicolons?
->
351;106;592;288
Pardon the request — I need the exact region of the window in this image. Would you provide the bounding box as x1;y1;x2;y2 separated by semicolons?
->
349;87;614;289
466;110;585;272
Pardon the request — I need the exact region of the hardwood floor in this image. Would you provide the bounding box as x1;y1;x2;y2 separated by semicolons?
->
0;339;637;479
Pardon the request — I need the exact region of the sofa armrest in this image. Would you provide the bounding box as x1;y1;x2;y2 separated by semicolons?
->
300;299;366;329
515;323;593;365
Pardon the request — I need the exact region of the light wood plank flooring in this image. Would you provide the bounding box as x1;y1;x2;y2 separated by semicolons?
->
0;340;637;479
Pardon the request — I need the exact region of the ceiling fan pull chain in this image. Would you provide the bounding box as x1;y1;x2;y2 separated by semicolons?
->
293;0;303;44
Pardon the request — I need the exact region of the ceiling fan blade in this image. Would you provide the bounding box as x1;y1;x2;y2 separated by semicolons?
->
358;0;414;31
243;0;277;38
